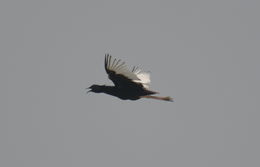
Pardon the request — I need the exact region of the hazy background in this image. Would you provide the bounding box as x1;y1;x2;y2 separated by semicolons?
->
1;0;260;167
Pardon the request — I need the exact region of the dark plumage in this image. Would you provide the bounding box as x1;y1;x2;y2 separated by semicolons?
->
87;54;173;102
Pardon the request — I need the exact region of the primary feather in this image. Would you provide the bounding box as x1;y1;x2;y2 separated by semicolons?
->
105;55;139;80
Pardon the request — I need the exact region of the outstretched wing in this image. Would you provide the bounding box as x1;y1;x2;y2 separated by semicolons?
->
104;54;151;89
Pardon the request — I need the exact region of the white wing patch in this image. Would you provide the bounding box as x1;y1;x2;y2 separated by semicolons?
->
132;69;151;89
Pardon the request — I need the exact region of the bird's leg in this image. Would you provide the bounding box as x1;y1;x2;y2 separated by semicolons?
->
140;95;173;102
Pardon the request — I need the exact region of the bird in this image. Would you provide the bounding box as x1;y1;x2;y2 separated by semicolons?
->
87;54;173;102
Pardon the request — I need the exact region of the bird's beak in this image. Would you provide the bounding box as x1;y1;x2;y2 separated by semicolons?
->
85;87;92;94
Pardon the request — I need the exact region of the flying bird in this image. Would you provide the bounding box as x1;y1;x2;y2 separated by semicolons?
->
87;54;173;102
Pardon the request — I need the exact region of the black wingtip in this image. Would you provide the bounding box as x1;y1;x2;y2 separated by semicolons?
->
105;54;110;72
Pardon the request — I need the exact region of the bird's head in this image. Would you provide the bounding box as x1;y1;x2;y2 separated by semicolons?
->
86;84;103;93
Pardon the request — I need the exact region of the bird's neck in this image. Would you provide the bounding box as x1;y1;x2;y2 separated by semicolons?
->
99;85;116;95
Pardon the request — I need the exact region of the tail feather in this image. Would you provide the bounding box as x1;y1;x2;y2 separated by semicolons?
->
141;95;173;102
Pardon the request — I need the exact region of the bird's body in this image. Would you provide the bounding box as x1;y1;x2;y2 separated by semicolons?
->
89;85;157;100
87;54;173;102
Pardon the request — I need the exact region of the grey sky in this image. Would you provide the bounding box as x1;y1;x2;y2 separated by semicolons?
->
1;0;260;167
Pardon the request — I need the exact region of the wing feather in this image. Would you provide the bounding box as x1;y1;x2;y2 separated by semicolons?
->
104;54;151;89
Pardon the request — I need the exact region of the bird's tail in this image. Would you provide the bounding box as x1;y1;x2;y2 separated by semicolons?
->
141;95;173;102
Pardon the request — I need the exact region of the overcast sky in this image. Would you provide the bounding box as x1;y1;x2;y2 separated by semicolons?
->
1;0;260;167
